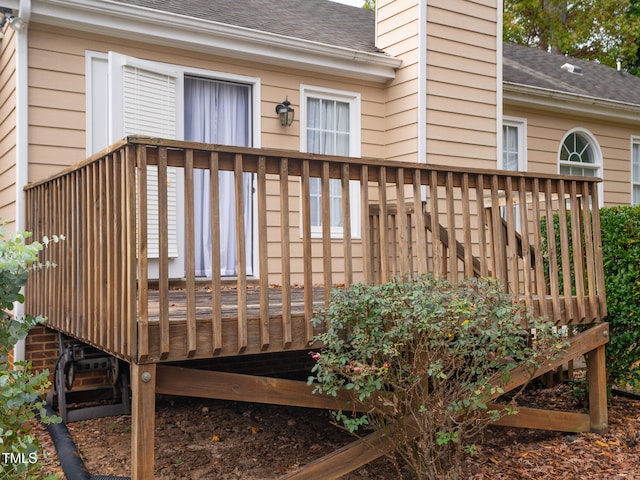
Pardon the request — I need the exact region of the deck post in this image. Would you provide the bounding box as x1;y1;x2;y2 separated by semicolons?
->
131;363;157;480
587;343;608;432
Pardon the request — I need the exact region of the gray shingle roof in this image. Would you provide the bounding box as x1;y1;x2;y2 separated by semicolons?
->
114;0;380;53
503;43;640;107
111;1;640;106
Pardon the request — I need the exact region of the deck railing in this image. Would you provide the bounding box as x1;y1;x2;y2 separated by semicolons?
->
24;137;607;363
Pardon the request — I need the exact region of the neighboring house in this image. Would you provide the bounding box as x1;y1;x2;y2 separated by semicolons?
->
0;0;627;478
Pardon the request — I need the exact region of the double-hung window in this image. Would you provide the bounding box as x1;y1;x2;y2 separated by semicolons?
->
301;85;361;238
502;117;527;172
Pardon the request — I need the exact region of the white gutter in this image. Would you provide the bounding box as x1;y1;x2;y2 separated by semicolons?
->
27;0;401;83
12;0;31;363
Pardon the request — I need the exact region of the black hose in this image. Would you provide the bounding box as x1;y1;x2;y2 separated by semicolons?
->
41;399;92;480
611;388;640;400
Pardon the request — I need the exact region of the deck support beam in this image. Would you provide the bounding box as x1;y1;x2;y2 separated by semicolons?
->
587;344;608;432
131;363;157;480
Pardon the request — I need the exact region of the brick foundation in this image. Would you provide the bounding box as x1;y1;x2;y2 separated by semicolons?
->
24;326;111;389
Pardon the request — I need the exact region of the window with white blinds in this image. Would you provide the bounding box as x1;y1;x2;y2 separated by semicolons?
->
122;64;180;259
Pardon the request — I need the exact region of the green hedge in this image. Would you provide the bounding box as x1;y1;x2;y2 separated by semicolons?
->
599;205;640;387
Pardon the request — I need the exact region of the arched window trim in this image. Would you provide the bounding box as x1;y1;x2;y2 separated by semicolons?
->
557;128;604;206
558;128;602;176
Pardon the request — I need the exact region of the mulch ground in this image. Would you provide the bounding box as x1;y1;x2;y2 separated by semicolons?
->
31;382;640;479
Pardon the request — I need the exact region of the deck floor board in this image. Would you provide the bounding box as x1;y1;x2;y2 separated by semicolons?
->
146;286;326;322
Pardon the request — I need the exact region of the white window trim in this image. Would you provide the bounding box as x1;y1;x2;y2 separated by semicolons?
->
501;116;527;172
300;84;361;239
86;51;108;157
631;135;640;206
557;127;604;207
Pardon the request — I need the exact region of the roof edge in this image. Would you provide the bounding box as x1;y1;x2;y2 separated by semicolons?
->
28;0;401;83
504;81;640;123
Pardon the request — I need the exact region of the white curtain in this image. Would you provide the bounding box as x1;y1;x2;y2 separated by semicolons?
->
184;77;252;276
307;98;350;227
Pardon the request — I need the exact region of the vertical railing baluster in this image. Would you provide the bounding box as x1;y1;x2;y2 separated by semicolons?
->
378;167;389;283
341;164;352;286
590;184;607;319
209;152;222;354
413;170;427;275
279;159;292;347
518;177;533;314
505;176;518;298
105;155;114;353
301;159;314;342
90;162;99;345
125;145;137;361
489;175;506;286
429;171;441;278
136;146;149;362
446;172;457;282
582;182;598;321
185;149;197;357
531;178;547;319
99;162;108;348
257;156;270;349
475;174;488;277
360;165;372;284
234;154;248;353
321;162;332;306
81;166;89;340
396;168;409;277
461;173;474;278
158;147;170;359
545;179;561;323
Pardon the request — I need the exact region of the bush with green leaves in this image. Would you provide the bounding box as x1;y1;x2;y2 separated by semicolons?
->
0;224;62;480
309;275;565;480
599;205;640;388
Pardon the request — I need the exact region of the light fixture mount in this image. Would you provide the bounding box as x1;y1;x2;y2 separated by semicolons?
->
275;98;295;127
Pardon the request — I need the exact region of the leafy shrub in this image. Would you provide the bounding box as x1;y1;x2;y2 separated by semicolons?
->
0;224;62;480
599;205;640;387
309;275;564;480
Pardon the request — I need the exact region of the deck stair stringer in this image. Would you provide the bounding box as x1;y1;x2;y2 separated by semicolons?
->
149;323;609;480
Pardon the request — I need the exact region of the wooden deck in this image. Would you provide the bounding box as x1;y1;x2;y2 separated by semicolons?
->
24;137;607;364
23;137;609;479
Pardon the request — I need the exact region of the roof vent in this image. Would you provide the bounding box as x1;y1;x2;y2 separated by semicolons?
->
561;63;583;74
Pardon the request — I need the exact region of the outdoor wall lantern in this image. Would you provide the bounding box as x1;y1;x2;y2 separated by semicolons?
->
275;98;295;127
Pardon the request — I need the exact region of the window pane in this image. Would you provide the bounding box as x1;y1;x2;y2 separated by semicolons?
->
310;177;321;227
305;96;351;231
633;143;640;183
634;185;640;206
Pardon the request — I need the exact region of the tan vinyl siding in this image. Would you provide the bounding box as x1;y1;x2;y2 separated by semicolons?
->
505;105;639;206
0;25;17;231
377;0;421;163
26;24;389;285
426;0;498;169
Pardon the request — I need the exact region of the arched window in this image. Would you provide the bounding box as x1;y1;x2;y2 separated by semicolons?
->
558;129;602;178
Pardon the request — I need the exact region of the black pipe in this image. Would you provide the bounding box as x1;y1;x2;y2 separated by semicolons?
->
41;400;92;480
611;388;640;400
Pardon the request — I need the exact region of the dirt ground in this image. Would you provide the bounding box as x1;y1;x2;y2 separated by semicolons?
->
33;382;640;479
